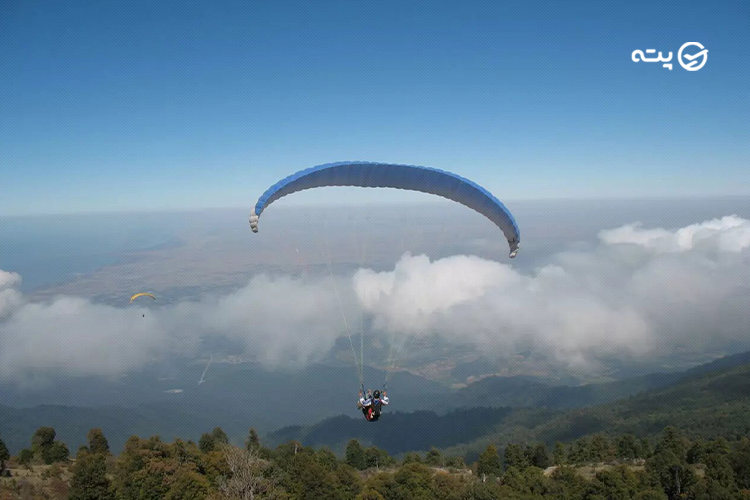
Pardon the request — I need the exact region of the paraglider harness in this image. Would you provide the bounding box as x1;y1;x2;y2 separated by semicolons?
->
358;385;387;422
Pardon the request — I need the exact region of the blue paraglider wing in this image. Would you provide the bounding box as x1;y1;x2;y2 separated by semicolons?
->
251;162;520;257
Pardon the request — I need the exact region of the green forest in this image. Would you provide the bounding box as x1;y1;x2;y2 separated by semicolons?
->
3;356;750;499
2;423;750;500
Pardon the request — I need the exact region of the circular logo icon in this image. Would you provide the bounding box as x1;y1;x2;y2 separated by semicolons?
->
678;42;708;71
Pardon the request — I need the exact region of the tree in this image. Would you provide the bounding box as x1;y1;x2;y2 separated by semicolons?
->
32;426;56;463
617;434;640;461
17;448;33;465
425;447;443;466
394;462;434;500
529;443;550;469
634;490;668;500
218;445;279;500
587;465;639;500
298;459;339;500
316;447;339;471
732;437;750;489
335;463;362;499
68;453;114;500
444;455;466;469
640;438;652;458
364;447;383;469
212;427;230;446
199;433;216;454
503;444;528;470
246;428;260;452
654;427;686;460
702;442;736;497
568;437;591;464
165;470;209;500
589;434;613;463
553;442;567;466
646;449;695;500
47;441;69;463
346;440;366;470
356;487;385;500
477;444;502;482
0;434;9;474
87;428;110;455
29;427;68;464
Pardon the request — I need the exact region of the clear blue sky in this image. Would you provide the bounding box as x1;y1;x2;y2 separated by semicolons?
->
1;0;748;215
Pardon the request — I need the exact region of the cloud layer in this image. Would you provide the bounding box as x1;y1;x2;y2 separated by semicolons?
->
354;215;750;372
1;215;749;382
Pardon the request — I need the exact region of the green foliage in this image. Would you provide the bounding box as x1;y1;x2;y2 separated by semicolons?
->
586;465;640;500
0;434;9;473
31;426;56;451
646;449;696;500
165;470;209;500
17;448;33;465
364;446;393;469
47;441;70;463
394;462;433;500
11;414;750;500
589;434;614;462
617;434;641;460
346;439;366;470
732;437;750;489
526;443;551;469
503;443;528;470
87;428;110;455
211;427;229;445
246;427;261;451
477;444;502;480
425;447;443;466
553;442;567;465
198;427;229;454
27;426;69;464
69;453;114;500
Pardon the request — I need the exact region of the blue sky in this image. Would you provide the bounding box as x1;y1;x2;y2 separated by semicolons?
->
1;0;748;215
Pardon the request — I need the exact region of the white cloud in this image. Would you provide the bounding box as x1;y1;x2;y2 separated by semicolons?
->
0;273;347;383
2;215;750;382
0;269;21;290
599;215;750;253
354;216;750;373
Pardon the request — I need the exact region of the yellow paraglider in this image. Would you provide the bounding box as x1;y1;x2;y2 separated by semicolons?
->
129;293;156;303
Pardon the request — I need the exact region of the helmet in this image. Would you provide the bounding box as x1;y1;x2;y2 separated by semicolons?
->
373;390;381;398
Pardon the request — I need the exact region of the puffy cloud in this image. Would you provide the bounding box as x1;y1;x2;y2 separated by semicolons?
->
2;215;750;382
0;272;347;383
0;269;21;290
599;215;750;253
354;216;750;373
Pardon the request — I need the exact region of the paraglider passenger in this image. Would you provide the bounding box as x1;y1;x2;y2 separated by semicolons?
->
358;389;389;421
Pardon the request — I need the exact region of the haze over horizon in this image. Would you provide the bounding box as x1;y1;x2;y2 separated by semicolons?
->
2;197;750;393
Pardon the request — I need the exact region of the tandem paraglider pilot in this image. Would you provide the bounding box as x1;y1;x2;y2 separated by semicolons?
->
358;389;389;422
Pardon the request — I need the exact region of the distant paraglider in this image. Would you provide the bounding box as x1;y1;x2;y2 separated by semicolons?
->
129;293;155;317
129;293;156;303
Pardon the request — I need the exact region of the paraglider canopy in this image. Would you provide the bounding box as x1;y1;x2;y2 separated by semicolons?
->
129;293;156;303
249;161;520;258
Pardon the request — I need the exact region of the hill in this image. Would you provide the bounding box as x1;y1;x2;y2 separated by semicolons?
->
270;352;750;458
0;361;444;453
4;351;750;456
